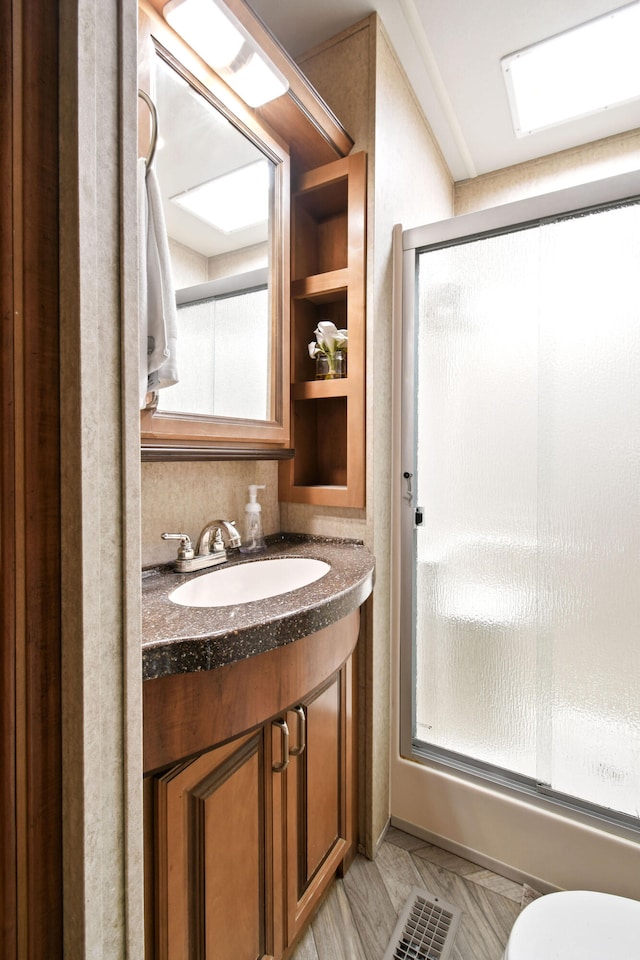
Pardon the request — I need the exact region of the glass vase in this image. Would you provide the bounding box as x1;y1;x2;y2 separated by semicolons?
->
316;350;346;380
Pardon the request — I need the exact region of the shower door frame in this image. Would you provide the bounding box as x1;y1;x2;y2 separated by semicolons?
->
399;168;640;825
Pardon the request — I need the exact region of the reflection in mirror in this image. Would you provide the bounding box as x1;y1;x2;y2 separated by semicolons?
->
163;273;269;418
153;51;274;421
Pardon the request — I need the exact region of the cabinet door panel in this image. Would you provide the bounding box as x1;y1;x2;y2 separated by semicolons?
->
152;731;272;960
286;656;354;944
304;679;341;879
201;750;263;960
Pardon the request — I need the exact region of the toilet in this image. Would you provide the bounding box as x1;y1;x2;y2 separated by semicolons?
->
503;889;640;959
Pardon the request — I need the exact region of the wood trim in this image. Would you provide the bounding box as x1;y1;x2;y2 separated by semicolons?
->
0;0;17;952
142;0;353;169
291;268;350;299
143;611;360;773
141;443;295;462
341;650;358;873
280;152;367;508
221;0;354;164
344;150;367;508
138;0;292;455
1;0;63;957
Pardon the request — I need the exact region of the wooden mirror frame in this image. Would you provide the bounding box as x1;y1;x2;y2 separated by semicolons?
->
139;0;291;460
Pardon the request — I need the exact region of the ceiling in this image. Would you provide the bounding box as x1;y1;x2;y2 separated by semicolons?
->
155;54;269;257
245;0;640;181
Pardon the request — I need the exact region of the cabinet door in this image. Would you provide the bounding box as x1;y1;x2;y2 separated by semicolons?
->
147;730;278;960
285;655;355;944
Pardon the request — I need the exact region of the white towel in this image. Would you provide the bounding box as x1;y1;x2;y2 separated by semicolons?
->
138;157;179;408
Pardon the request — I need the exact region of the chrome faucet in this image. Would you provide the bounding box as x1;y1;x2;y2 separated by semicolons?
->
162;519;241;573
196;519;241;554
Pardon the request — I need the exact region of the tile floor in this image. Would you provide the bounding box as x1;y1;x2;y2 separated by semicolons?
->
290;826;538;960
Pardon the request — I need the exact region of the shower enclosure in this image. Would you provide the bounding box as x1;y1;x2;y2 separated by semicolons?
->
400;172;640;825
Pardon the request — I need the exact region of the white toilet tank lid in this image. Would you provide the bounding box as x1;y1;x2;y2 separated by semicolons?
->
505;890;640;960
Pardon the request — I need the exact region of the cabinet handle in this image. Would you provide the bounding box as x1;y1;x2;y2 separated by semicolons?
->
272;718;289;772
289;705;306;756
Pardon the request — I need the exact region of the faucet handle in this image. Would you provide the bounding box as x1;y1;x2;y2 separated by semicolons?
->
217;519;241;549
224;520;241;549
161;532;194;560
211;528;225;554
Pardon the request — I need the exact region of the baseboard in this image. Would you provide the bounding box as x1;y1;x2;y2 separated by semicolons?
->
358;816;391;860
389;815;560;895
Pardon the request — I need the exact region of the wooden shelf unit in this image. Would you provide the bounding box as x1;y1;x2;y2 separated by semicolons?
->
280;151;367;508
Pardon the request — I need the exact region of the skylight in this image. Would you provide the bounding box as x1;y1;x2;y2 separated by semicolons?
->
501;2;640;137
171;160;270;233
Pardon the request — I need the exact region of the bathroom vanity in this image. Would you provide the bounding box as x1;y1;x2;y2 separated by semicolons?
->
142;537;374;959
138;3;373;954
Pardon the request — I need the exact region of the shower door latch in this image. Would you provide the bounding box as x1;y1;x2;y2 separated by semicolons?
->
414;506;424;526
402;471;413;503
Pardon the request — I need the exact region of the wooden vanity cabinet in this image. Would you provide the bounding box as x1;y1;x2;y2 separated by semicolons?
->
143;615;359;960
284;658;355;949
147;729;278;960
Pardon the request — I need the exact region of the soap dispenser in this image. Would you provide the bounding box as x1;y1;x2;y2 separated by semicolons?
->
239;484;267;553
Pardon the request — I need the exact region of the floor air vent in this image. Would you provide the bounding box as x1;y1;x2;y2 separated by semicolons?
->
383;886;461;960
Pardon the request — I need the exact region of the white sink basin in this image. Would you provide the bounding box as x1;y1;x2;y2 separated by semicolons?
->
169;557;331;608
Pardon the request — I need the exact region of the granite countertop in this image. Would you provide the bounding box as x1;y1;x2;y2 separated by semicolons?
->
142;535;375;681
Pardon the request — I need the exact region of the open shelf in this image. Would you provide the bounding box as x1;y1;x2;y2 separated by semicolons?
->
291;397;347;487
291;379;349;400
292;285;348;384
292;176;349;279
280;152;366;508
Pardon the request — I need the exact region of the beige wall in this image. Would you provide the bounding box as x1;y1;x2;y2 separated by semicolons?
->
455;127;640;214
390;127;640;895
296;15;453;854
207;241;268;280
142;460;279;567
60;0;144;955
169;237;208;287
168;237;269;287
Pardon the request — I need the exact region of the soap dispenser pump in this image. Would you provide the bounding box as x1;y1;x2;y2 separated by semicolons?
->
240;484;266;553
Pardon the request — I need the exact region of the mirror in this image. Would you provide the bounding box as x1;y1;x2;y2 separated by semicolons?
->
155;55;272;420
140;32;290;456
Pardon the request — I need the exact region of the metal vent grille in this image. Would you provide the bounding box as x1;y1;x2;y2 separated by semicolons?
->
383;887;461;960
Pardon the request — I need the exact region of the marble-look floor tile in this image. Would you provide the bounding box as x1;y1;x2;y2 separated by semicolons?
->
341;855;398;959
467;869;524;903
374;838;425;913
412;857;520;960
308;878;368;960
411;839;488;878
287;924;318;960
521;883;544;909
384;825;432;852
289;830;522;960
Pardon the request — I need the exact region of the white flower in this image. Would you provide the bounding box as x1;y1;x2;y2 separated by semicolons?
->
308;320;348;359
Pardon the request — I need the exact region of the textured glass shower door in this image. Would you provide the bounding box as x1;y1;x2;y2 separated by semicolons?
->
410;197;640;820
